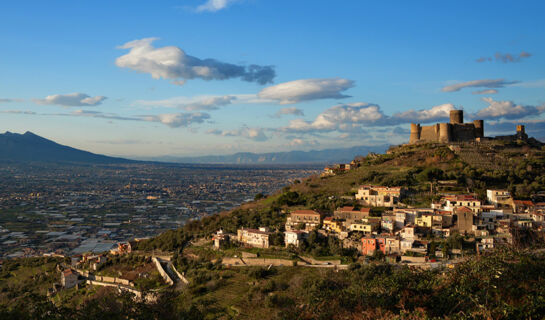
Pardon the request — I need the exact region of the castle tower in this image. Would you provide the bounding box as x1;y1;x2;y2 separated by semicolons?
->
473;120;484;138
409;123;421;143
516;125;527;140
439;123;451;143
450;110;463;124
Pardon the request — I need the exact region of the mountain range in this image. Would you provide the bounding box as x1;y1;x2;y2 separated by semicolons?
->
0;131;389;165
0;131;133;164
139;145;390;164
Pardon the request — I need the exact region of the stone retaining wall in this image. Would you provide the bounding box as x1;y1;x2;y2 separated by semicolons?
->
75;269;133;286
152;257;174;286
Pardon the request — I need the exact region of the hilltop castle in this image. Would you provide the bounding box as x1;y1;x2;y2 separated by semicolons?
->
409;110;529;144
409;110;484;144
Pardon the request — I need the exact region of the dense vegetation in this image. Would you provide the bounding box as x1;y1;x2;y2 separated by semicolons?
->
2;249;545;319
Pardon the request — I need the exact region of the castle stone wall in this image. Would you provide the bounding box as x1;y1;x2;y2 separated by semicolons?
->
452;124;476;141
419;125;440;142
409;110;484;144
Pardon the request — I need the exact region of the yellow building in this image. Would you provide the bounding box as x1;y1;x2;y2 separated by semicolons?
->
323;217;344;233
349;218;380;233
355;185;404;207
416;213;433;228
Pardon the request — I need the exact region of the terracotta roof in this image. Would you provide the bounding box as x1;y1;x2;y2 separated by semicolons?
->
291;210;320;216
63;269;75;276
336;206;370;213
514;200;534;206
455;206;474;214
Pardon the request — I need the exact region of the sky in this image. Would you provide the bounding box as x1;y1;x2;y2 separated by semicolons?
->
1;0;544;158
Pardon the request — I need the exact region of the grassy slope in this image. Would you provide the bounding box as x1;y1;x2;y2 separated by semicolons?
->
132;141;545;251
2;141;545;319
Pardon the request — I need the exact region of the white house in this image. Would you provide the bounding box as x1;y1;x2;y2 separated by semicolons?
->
284;230;308;247
237;227;272;248
486;189;511;206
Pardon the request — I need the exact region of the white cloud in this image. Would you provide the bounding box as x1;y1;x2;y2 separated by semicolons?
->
3;107;211;129
288;138;305;147
115;38;275;85
442;79;518;92
68;109;136;121
258;78;354;104
472;89;498;95
281;102;458;134
196;0;238;12
33;93;107;107
391;103;455;123
136;95;237;111
274;107;304;117
282;102;384;133
473;97;545;120
288;138;318;147
141;112;211;128
207;127;268;141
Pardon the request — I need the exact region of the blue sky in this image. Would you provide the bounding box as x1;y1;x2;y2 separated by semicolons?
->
1;0;544;157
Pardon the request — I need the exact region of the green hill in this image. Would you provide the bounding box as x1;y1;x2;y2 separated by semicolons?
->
2;140;545;319
136;140;545;247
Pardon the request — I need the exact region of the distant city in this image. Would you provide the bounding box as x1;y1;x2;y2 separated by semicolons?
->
0;162;319;258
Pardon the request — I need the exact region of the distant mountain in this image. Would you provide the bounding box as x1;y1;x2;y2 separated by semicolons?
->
145;145;390;164
0;131;389;165
0;131;134;164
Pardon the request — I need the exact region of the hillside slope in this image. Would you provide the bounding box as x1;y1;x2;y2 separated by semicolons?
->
140;140;545;247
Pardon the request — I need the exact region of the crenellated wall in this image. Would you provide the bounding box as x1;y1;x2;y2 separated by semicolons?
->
408;110;485;144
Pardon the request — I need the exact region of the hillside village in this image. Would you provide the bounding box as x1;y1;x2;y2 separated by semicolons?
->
225;183;544;266
207;116;545;269
44;118;545;300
